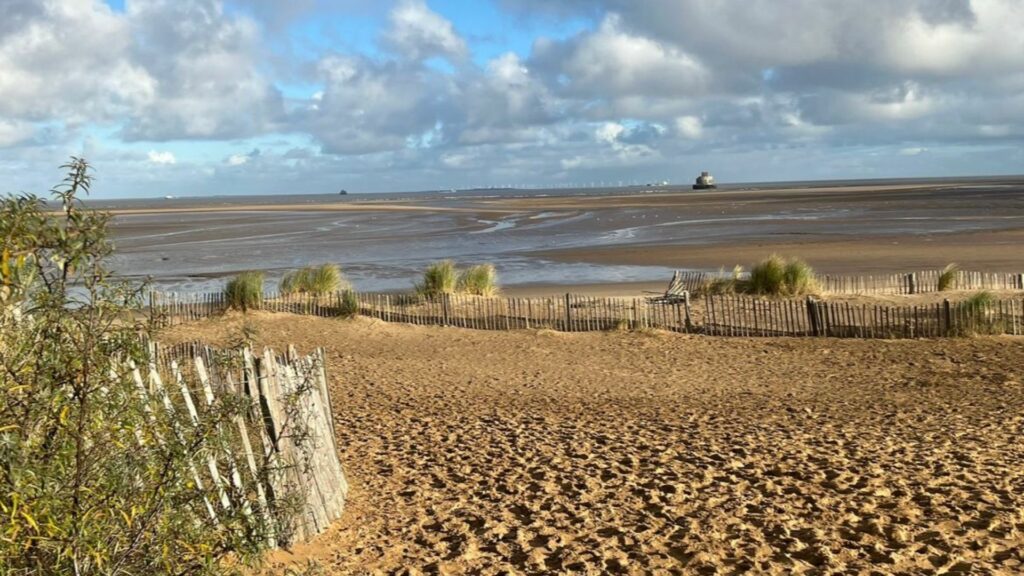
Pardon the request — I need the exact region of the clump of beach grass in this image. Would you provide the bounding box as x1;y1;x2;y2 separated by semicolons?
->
338;289;359;317
696;265;745;296
963;290;996;310
937;263;959;292
281;263;347;295
416;260;458;297
957;291;1000;335
457;264;499;296
748;255;817;296
224;271;264;311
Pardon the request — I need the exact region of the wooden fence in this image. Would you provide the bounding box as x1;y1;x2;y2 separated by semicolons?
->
150;291;695;333
817;269;1024;295
704;295;1024;338
667;269;1024;296
149;290;1024;339
138;341;347;546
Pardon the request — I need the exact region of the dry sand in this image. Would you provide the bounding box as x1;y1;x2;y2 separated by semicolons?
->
164;314;1024;575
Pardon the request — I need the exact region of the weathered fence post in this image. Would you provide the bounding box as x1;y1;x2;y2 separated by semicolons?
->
907;273;917;295
943;299;952;336
807;296;821;337
564;293;572;331
441;293;452;326
683;291;693;332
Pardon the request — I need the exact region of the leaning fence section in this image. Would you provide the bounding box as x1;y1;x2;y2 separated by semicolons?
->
137;342;347;546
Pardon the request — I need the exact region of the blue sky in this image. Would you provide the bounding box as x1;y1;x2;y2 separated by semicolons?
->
2;0;1023;197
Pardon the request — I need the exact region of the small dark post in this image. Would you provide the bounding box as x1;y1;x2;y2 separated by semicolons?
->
683;291;693;332
441;293;452;326
564;293;572;331
907;273;917;295
806;296;820;337
943;299;952;336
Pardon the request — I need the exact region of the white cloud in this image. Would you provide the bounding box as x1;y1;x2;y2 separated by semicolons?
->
383;0;468;62
147;150;176;164
306;54;456;154
226;154;249;166
540;14;709;99
674;116;703;139
0;119;33;148
0;0;155;123
595;122;625;144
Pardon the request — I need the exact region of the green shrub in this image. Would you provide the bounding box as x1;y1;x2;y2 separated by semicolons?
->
1;159;286;575
937;263;958;292
415;260;458;297
748;255;817;296
281;264;346;296
225;270;265;311
457;263;499;296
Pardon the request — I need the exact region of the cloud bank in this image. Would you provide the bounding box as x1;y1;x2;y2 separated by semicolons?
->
2;0;1023;196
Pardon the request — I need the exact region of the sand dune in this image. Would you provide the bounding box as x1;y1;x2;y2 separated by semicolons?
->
165;314;1024;574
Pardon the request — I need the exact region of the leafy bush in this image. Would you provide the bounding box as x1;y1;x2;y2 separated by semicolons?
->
748;255;817;296
225;271;264;311
937;263;958;292
457;264;499;296
415;260;457;297
0;159;286;575
281;264;346;296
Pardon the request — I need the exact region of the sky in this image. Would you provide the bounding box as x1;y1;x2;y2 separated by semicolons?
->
1;0;1023;198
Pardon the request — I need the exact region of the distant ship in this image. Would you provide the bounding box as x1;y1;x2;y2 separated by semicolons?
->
692;171;717;190
338;189;348;195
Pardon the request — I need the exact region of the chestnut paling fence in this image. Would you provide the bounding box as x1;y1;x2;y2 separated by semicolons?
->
670;268;1024;296
138;341;348;546
149;289;1024;338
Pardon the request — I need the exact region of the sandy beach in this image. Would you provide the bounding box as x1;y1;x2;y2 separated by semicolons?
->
164;313;1024;574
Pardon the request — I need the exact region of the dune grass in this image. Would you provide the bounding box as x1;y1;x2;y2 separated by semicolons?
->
281;264;347;295
224;271;264;311
960;290;996;314
748;255;817;296
696;265;745;296
937;263;959;292
416;260;458;297
957;291;1000;335
457;264;499;296
338;289;360;317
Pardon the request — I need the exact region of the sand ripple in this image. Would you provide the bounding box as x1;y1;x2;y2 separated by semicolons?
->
166;315;1024;574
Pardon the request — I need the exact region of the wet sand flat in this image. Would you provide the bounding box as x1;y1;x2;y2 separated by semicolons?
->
535;229;1024;275
165;314;1024;575
106;180;1024;292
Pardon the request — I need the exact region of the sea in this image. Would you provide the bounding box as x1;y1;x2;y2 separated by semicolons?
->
88;176;1024;294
